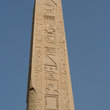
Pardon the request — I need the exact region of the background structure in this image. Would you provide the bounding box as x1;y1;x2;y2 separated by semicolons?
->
0;0;110;110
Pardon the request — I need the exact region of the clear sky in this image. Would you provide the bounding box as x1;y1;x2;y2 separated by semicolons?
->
0;0;110;110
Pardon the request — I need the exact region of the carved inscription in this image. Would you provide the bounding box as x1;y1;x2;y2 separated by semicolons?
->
44;24;56;44
44;0;55;16
27;0;74;110
45;85;58;110
44;54;57;67
43;1;59;110
44;46;56;53
45;80;59;110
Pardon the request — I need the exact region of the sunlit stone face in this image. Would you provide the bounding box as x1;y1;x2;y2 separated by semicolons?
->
27;0;75;110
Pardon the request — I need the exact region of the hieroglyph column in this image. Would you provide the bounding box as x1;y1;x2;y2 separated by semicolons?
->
26;0;75;110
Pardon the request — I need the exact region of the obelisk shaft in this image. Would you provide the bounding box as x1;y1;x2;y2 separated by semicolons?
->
26;0;75;110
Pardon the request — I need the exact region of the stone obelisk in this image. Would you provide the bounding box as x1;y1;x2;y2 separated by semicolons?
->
26;0;75;110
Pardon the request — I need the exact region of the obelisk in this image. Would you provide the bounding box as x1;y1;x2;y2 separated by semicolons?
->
26;0;75;110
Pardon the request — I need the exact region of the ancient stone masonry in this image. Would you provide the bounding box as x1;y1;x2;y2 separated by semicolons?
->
27;0;75;110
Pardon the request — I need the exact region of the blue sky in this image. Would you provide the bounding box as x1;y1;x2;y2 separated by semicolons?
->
0;0;110;110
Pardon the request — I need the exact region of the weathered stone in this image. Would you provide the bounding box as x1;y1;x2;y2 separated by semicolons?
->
26;0;75;110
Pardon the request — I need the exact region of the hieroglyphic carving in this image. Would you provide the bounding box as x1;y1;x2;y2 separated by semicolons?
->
44;0;55;16
45;80;59;110
44;23;56;44
43;0;57;21
27;0;75;110
43;1;60;110
50;0;58;6
44;15;55;20
44;54;57;66
44;46;56;53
